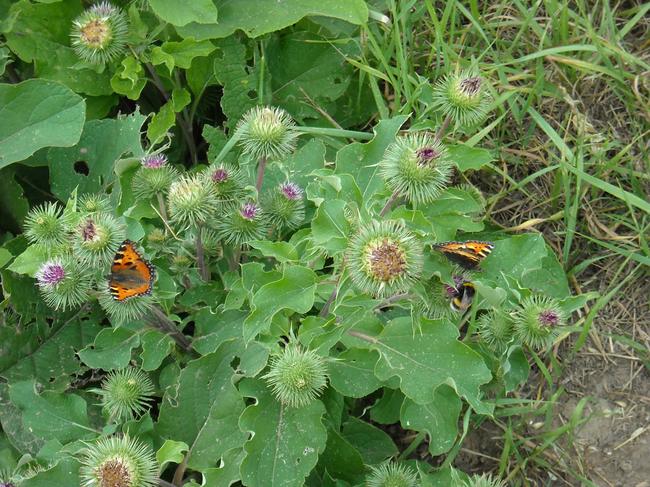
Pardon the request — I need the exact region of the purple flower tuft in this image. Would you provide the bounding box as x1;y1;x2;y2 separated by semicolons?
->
211;167;229;183
280;182;302;200
81;218;97;241
36;261;66;287
141;154;168;169
539;309;559;327
416;146;440;165
240;202;260;220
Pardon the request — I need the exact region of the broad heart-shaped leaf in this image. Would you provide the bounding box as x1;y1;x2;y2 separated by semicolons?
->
9;380;96;444
0;383;44;455
447;144;494;171
400;385;461;456
0;79;85;168
239;378;327;487
482;234;548;287
336;116;407;203
0;311;101;391
267;31;357;123
140;329;174;371
371;317;492;414
77;327;140;371
310;199;350;255
156;439;189;472
21;457;80;487
148;0;218;26
48;111;146;200
151;39;215;73
328;348;383;398
340;417;398;465
177;0;368;39
243;265;317;343
156;343;246;470
317;428;365;483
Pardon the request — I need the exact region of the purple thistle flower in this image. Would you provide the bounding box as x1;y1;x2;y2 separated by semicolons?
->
211;167;229;183
416;146;440;166
36;261;66;287
240;202;260;220
539;309;559;327
280;182;302;200
141;153;168;169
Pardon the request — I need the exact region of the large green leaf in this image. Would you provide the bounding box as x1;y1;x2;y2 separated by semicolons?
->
148;0;218;26
156;343;247;470
47;111;146;199
310;199;351;255
340;417;398;465
328;348;383;398
243;265;317;342
21;458;80;487
336;116;407;203
177;0;368;39
151;39;216;73
77;327;141;371
0;383;44;455
0;80;85;168
239;378;327;487
9;380;96;444
371;317;492;414
400;385;461;456
317;428;365;483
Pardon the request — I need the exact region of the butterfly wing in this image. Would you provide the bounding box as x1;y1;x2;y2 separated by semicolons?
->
109;240;155;301
433;240;494;269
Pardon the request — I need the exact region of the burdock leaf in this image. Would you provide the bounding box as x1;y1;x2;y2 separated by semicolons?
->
157;343;247;470
371;316;492;414
239;378;327;487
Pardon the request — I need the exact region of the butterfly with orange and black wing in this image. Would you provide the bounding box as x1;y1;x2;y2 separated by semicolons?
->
432;240;494;270
108;240;155;301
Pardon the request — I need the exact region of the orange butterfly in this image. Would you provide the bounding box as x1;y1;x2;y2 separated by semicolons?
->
108;240;155;301
432;240;494;270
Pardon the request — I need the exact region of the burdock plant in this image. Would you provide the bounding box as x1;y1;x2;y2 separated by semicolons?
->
73;213;125;267
263;344;328;408
24;202;71;249
70;1;129;64
78;435;158;487
380;132;453;207
432;69;491;127
93;367;155;422
513;295;567;350
365;462;418;487
36;258;92;311
237;106;299;191
347;220;423;298
216;201;269;246
265;182;305;231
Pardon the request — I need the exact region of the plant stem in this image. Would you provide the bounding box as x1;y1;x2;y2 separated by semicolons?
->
435;114;453;142
146;306;193;352
398;431;426;460
347;330;379;344
255;156;267;192
298;125;373;140
379;190;401;217
159;480;176;487
156;192;168;224
172;455;188;487
319;261;346;317
214;129;242;164
195;224;210;281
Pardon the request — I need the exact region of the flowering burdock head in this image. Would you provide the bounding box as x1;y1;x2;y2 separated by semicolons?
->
24;202;71;249
70;1;129;64
263;344;328;408
216;201;268;245
347;220;423;298
265;182;305;231
365;462;418;487
380;133;453;205
36;258;92;310
477;308;514;352
186;228;221;257
513;295;567;350
167;174;218;228
207;163;246;209
93;368;155;422
79;435;158;487
432;69;491;127
98;290;154;325
237;106;299;160
79;193;112;215
74;213;125;267
132;154;178;200
461;473;507;487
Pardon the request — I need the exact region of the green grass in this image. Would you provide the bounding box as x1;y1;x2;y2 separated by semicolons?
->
356;0;649;483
